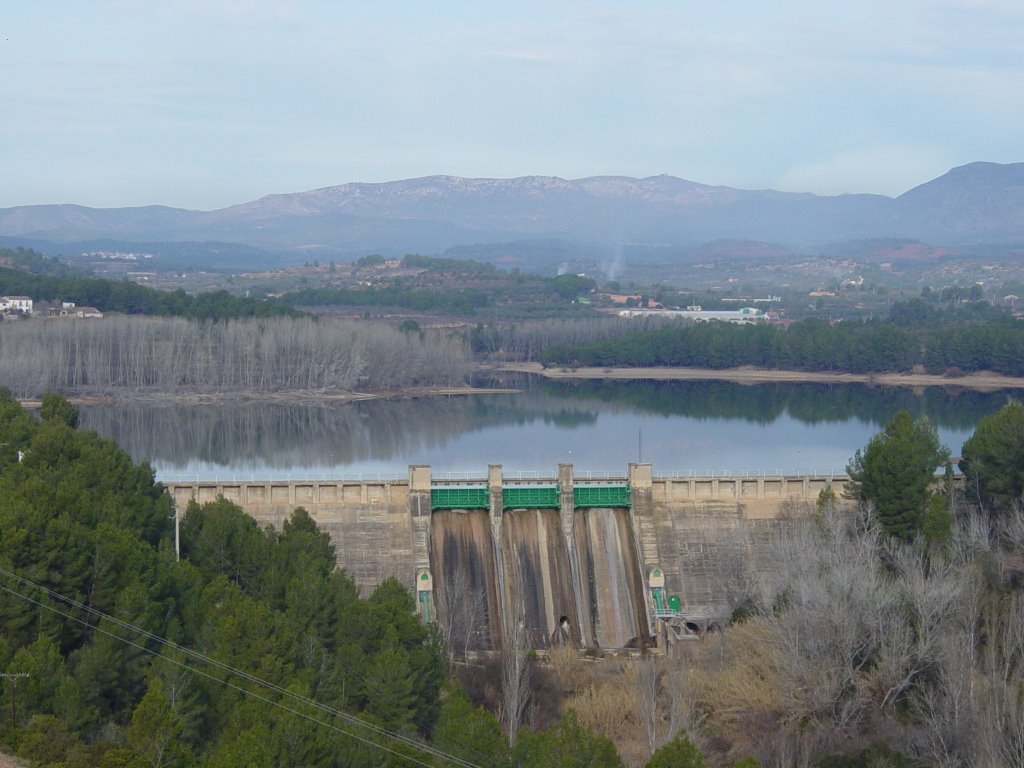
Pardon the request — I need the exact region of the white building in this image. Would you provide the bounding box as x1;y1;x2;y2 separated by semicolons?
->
617;306;767;324
0;296;33;314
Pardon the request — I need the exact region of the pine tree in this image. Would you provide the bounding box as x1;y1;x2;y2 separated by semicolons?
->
644;733;706;768
846;411;948;540
959;399;1024;512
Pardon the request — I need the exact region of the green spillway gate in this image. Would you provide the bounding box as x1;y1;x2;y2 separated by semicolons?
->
430;487;489;510
573;485;631;508
430;484;631;510
502;486;559;509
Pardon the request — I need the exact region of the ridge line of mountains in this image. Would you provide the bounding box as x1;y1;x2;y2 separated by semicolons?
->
1;161;1022;267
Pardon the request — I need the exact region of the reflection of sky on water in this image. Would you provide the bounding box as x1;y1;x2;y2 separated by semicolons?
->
146;405;977;482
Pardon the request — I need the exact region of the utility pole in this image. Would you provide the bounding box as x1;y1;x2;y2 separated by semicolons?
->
170;507;180;561
0;672;29;728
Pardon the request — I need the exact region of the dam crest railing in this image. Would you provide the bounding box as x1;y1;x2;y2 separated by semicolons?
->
156;467;850;484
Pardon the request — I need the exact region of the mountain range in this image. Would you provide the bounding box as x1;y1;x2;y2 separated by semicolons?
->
1;161;1022;268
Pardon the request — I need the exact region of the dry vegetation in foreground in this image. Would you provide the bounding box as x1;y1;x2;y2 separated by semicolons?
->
508;504;1024;768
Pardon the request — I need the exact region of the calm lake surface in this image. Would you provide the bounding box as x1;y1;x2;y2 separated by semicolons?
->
76;375;1024;481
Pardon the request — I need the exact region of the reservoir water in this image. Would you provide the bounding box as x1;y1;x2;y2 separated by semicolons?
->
76;376;1024;481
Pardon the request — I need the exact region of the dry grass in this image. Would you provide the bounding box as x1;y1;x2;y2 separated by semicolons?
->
538;652;657;767
686;622;792;764
538;623;868;767
557;654;712;768
570;679;640;741
691;622;783;728
546;646;586;690
534;633;829;767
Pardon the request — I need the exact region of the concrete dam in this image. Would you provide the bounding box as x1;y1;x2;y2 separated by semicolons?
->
165;464;849;651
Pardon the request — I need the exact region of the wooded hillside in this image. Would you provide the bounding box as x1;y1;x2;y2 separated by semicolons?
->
0;247;301;321
538;313;1024;376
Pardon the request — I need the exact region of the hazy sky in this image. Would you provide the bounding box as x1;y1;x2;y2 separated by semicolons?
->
3;1;1022;209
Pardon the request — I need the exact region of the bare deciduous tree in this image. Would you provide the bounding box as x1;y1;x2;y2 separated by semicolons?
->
626;652;705;761
440;567;488;665
500;604;532;747
632;656;661;758
0;316;471;396
765;507;889;738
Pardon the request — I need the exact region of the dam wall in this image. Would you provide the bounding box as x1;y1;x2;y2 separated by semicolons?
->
165;477;419;592
165;466;851;647
634;468;850;617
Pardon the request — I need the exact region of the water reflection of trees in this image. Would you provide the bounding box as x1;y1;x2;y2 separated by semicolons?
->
78;391;601;469
77;378;1023;470
528;378;1024;431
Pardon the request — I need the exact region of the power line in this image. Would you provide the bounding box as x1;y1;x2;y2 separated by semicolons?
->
0;567;481;768
2;566;398;742
1;582;433;766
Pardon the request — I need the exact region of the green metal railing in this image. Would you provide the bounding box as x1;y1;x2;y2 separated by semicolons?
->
574;485;631;507
430;487;489;510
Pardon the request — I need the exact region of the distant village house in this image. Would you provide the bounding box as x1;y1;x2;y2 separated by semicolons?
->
57;301;103;318
603;293;663;309
0;296;33;315
618;306;767;324
71;306;103;318
0;298;103;319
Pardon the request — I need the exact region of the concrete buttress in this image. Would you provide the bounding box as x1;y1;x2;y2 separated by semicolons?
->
408;465;432;614
558;463;589;646
488;464;508;648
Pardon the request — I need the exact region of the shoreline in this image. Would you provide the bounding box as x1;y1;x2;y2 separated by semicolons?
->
18;385;519;409
17;362;1024;409
489;362;1024;392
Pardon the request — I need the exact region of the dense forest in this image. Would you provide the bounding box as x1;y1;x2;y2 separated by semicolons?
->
0;393;451;766
469;316;687;361
0;248;300;320
0;316;471;397
536;306;1024;376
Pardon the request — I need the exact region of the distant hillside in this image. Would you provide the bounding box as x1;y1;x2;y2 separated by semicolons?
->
1;163;1022;268
894;161;1024;240
0;247;304;320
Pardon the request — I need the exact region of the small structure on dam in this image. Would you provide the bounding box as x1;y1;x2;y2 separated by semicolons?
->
166;464;849;652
